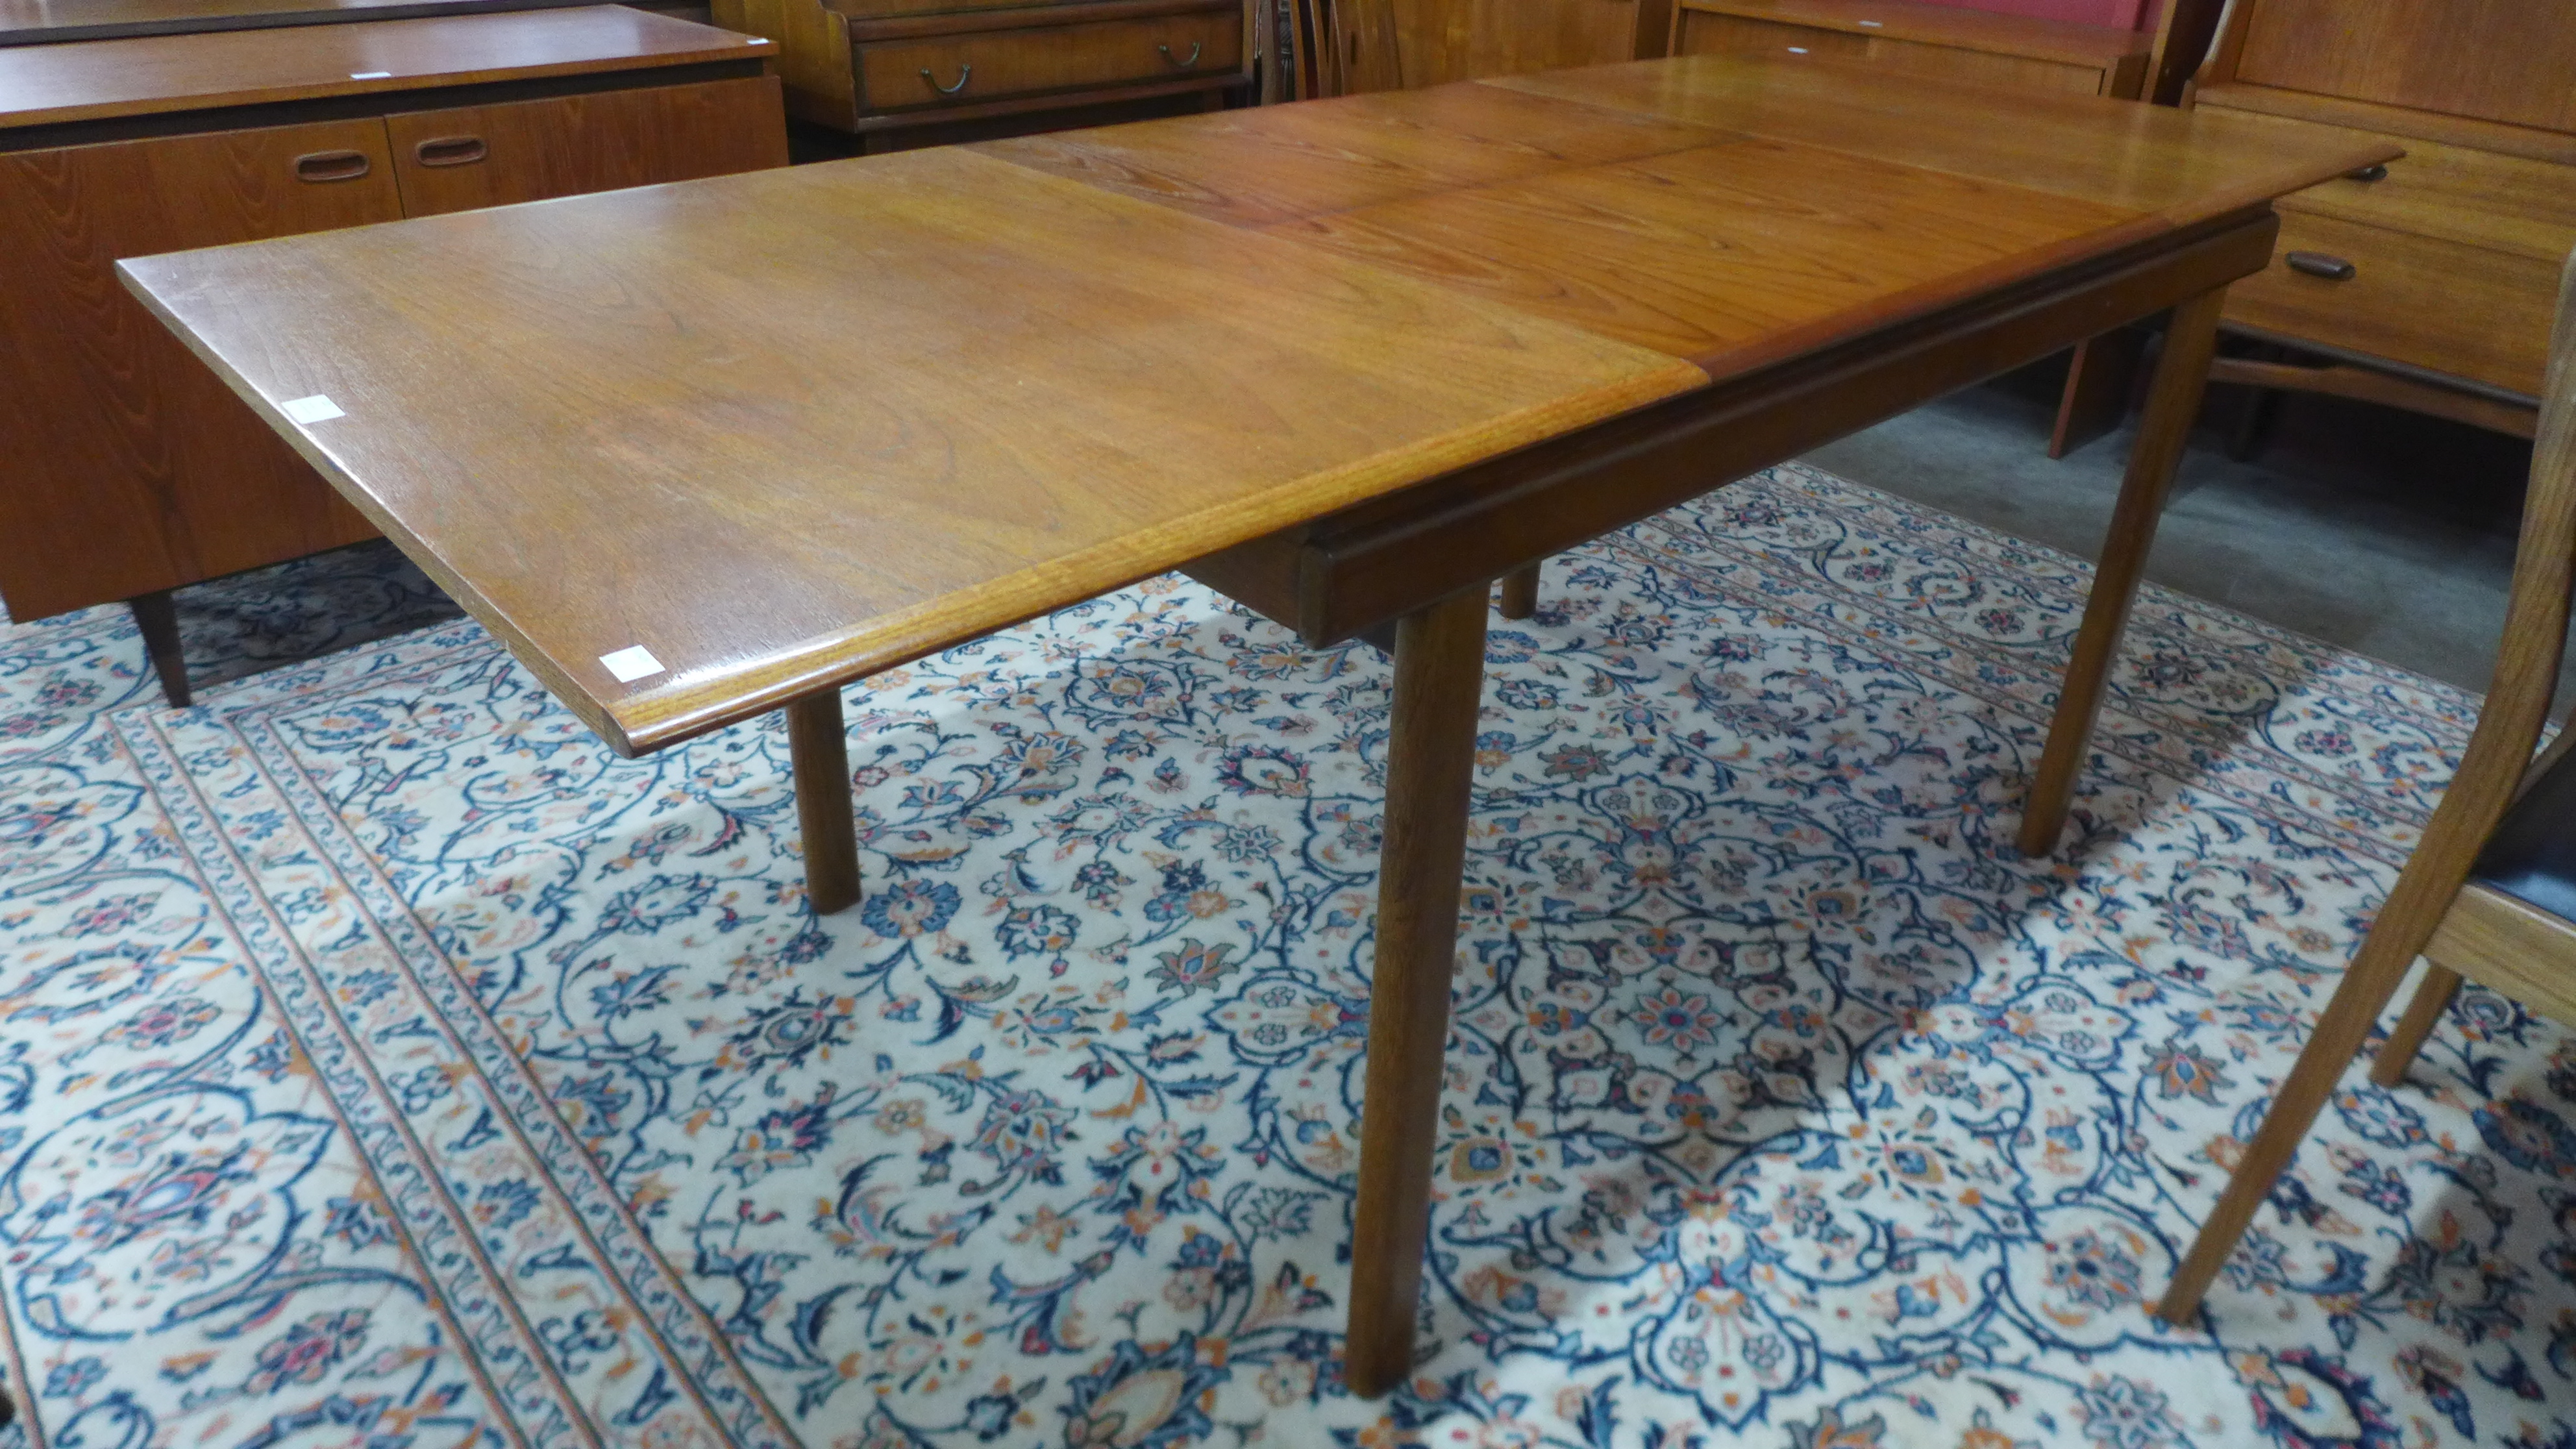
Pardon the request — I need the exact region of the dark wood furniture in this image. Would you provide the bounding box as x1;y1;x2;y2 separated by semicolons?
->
0;6;787;702
122;54;2388;1394
2184;0;2576;441
716;0;1250;150
2159;249;2576;1325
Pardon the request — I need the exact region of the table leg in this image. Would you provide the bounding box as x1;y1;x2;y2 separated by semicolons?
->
129;589;192;708
786;688;861;915
1496;562;1541;621
2018;288;2227;858
1346;586;1490;1398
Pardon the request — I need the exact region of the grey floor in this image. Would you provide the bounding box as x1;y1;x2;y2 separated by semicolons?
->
1806;353;2542;696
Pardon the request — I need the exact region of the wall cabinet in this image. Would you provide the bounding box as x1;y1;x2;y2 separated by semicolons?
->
0;10;789;701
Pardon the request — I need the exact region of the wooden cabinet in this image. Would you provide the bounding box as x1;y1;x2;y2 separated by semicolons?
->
1670;0;2149;99
721;0;1251;147
2189;0;2576;437
0;119;402;621
0;8;789;682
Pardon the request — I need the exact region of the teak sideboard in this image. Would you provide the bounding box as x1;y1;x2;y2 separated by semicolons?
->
0;6;789;701
2186;0;2576;440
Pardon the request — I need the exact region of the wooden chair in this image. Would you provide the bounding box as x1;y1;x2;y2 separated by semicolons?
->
2157;247;2576;1323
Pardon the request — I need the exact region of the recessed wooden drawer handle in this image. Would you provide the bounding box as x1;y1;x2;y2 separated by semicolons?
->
921;62;971;94
2344;162;2388;182
414;135;488;167
2285;251;2357;281
1159;40;1202;68
293;150;371;182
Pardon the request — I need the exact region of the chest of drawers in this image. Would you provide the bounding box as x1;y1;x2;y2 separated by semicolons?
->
2187;0;2576;440
719;0;1248;147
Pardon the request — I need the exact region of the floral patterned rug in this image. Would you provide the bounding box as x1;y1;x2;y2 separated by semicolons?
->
3;463;2571;1449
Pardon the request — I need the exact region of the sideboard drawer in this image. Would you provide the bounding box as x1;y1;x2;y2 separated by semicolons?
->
856;8;1239;114
2223;210;2556;397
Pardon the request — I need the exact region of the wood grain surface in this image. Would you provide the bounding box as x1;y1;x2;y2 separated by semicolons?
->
1485;56;2397;228
120;145;1704;756
1675;0;2148;69
978;79;1726;228
0;6;774;129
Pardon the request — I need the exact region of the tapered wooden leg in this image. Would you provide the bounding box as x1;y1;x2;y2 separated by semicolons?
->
2018;288;2228;858
1496;562;1541;621
1346;586;1490;1398
128;589;192;708
787;689;860;915
2370;963;2463;1086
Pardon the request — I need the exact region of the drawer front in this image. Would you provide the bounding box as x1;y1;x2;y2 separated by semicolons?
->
2223;211;2558;397
856;9;1239;112
2291;143;2576;266
387;77;789;218
1673;11;2105;95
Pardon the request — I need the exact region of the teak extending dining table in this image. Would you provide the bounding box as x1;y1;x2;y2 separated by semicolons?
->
121;54;2392;1397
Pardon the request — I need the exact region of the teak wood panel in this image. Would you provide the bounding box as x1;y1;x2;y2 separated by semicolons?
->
386;75;789;215
1673;12;2109;97
0;7;776;129
2223;210;2558;398
854;8;1239;113
2231;0;2576;137
0;117;397;619
1257;135;2138;369
119;146;1704;754
1484;58;2397;230
975;79;1728;228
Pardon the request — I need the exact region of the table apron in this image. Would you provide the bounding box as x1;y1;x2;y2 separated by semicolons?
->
1184;206;2281;646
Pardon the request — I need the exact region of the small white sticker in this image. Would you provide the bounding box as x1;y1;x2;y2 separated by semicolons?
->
280;393;344;424
350;69;392;79
600;645;665;683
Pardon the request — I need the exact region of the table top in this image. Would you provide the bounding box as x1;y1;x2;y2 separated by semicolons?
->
0;0;592;48
0;5;769;128
120;57;2394;754
1673;0;2151;68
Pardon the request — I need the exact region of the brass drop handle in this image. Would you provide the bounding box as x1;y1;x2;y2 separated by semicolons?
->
921;62;971;94
2344;162;2389;182
1159;40;1202;68
293;150;371;183
2285;251;2357;281
414;135;488;167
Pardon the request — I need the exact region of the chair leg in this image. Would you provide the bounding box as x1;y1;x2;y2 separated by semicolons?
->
2155;919;2425;1324
1496;562;1540;621
2370;964;2462;1087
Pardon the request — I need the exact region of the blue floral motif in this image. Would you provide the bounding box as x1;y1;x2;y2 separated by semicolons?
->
7;469;2576;1448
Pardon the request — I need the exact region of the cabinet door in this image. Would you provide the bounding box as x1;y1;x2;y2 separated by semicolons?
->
0;118;401;620
384;76;789;218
